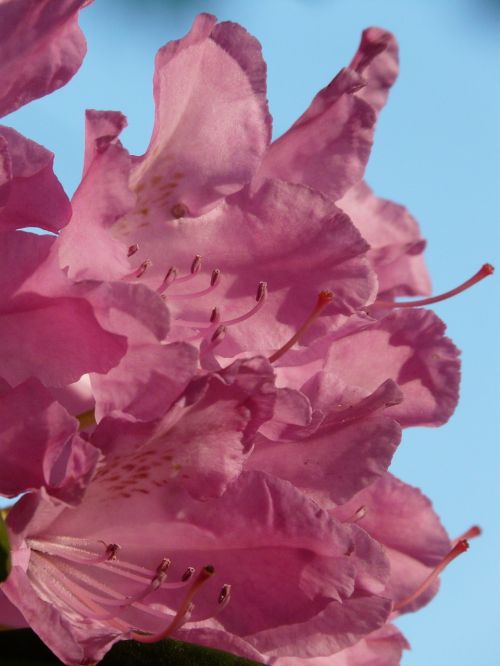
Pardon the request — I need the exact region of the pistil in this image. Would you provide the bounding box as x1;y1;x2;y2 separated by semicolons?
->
372;264;494;310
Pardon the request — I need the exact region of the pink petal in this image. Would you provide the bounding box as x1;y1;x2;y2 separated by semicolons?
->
131;13;271;220
0;379;99;503
59;110;135;281
334;473;451;612
0;0;90;117
0;126;71;232
322;309;460;427
91;341;199;422
258;29;398;200
248;415;401;506
339;181;431;298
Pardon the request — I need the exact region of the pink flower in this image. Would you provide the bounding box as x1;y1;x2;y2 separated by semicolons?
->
1;367;393;664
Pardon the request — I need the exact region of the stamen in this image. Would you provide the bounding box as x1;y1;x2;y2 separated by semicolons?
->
190;254;202;275
218;584;231;609
220;282;268;326
124;259;152;280
127;244;139;257
346;506;367;523
182;567;195;582
131;565;216;643
27;538;120;565
393;539;469;612
269;290;333;363
157;267;177;293
452;525;482;547
167;269;221;301
159;256;203;294
210;307;221;324
373;263;494;310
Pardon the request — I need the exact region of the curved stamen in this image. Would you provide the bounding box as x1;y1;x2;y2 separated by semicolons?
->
393;539;469;612
132;260;152;279
131;565;216;643
200;325;226;358
220;282;268;326
157;267;177;294
269;290;333;363
373;263;494;310
27;538;120;565
167;269;221;301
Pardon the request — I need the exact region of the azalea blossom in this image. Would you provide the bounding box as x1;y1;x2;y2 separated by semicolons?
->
0;4;492;666
1;362;395;665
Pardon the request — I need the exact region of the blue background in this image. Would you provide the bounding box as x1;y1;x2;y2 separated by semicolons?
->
4;1;499;664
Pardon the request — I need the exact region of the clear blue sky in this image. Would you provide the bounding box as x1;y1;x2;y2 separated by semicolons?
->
4;1;499;664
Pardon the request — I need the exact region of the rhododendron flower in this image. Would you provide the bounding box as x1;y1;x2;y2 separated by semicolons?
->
1;367;394;665
0;4;492;666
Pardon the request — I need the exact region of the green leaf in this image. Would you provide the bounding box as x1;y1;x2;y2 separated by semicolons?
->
0;510;11;582
0;629;265;665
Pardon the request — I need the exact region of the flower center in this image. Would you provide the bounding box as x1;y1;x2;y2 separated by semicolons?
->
26;536;229;638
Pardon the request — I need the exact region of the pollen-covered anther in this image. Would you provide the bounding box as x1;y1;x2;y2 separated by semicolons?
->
167;268;222;301
269;289;334;363
181;566;195;582
131;564;216;643
372;263;495;310
218;584;231;608
220;281;268;327
157;266;177;294
210;307;220;324
104;543;120;561
134;259;152;279
393;539;469;612
210;325;226;344
190;254;202;274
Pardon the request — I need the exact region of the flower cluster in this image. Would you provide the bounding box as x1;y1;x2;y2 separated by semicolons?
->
0;3;491;665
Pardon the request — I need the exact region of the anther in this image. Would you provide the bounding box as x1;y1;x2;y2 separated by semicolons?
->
131;565;216;643
181;566;195;582
210;269;221;287
210;307;220;323
190;255;202;274
347;506;367;523
211;325;226;344
134;259;152;279
218;584;231;607
372;263;494;310
127;244;139;257
269;290;333;363
393;539;469;612
157;267;177;294
105;544;120;561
